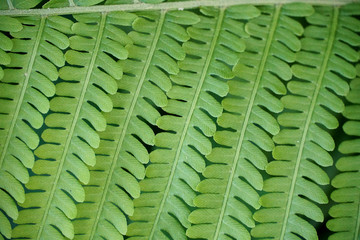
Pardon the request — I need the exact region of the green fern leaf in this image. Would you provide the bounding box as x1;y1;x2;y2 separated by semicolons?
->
71;10;190;239
186;4;310;239
327;52;360;240
126;6;244;239
252;5;358;240
123;9;208;240
0;1;359;240
11;12;128;239
0;15;69;239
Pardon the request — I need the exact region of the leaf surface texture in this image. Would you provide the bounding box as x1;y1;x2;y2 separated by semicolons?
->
0;1;359;240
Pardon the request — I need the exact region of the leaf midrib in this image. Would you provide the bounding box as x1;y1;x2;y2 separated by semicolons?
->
149;8;225;240
0;0;352;16
6;0;13;9
213;5;281;239
37;13;107;239
68;0;75;7
89;11;166;239
279;7;339;240
0;16;45;168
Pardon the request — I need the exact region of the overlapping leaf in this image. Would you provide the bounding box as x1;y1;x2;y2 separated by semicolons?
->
11;12;129;239
252;5;358;240
0;15;69;239
0;2;359;240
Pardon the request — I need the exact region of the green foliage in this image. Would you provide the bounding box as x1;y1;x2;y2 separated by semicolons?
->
252;5;358;240
0;1;359;240
327;61;360;240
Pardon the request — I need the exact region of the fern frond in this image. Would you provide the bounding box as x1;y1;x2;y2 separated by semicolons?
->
327;24;360;238
71;10;188;239
11;12;129;239
0;2;359;240
125;6;242;239
0;15;69;239
186;4;310;239
252;5;358;240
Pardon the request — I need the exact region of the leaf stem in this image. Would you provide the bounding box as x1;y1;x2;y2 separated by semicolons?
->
6;0;14;9
68;0;75;7
0;0;353;16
